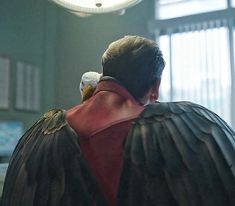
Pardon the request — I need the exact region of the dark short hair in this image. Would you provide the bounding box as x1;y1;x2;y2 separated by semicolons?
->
102;35;165;100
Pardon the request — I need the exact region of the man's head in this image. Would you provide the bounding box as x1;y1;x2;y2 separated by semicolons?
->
101;35;165;104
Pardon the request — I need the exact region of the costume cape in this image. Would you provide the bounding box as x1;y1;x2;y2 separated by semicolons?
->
1;102;235;206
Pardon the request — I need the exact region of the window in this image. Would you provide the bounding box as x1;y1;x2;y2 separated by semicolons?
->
156;0;227;19
159;24;232;125
154;0;235;129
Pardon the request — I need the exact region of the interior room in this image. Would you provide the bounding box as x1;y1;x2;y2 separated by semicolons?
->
0;0;235;197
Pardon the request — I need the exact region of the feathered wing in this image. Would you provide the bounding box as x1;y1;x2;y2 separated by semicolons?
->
0;109;107;206
118;101;235;206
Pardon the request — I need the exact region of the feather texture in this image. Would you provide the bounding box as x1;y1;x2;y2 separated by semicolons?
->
0;109;107;206
118;101;235;206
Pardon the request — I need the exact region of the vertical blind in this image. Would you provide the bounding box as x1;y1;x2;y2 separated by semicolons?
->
159;20;232;126
156;0;227;19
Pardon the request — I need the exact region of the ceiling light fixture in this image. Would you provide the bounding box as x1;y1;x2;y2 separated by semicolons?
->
50;0;142;14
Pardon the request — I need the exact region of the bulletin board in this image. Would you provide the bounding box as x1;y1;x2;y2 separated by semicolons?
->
15;61;41;111
0;56;10;110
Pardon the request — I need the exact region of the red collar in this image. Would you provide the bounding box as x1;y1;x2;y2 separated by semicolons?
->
93;80;141;105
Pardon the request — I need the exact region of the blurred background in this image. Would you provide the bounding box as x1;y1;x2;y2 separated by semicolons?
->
0;0;235;194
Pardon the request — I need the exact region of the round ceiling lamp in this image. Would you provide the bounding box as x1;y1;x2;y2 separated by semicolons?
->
50;0;142;14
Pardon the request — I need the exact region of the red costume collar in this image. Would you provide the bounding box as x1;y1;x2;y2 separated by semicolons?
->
93;78;141;106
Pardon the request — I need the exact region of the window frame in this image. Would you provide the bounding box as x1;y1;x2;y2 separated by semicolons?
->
150;1;235;129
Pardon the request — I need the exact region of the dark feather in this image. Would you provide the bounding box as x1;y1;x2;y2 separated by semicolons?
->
118;101;235;206
0;109;107;206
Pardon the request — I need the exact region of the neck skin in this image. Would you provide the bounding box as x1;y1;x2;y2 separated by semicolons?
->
139;79;161;106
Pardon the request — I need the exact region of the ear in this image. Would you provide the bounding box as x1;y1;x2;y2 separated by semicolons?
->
139;79;161;105
150;79;161;101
